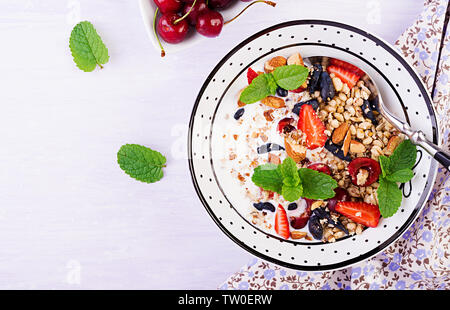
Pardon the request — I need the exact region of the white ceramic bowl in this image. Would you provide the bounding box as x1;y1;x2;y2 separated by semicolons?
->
188;20;439;271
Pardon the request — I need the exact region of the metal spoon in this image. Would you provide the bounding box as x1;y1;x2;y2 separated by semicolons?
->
304;56;450;171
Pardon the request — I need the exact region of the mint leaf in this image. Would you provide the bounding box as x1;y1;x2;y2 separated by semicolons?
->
117;144;166;183
298;168;337;200
388;140;417;172
280;157;300;186
70;21;109;72
272;65;309;90
386;169;414;183
282;184;303;202
240;74;276;104
377;177;403;218
251;163;283;193
379;155;391;177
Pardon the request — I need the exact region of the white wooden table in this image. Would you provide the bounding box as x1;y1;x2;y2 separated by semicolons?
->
0;0;424;289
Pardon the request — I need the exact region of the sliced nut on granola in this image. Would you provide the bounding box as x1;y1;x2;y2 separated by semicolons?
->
342;130;352;156
264;56;287;73
287;53;304;66
284;131;307;163
261;96;285;108
385;135;403;155
332;122;350;144
263;109;274;121
332;77;343;92
349;140;366;153
291;231;307;239
268;153;281;165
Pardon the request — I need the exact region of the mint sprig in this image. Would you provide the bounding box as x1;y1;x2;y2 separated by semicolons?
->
252;157;337;202
117;144;166;183
240;64;309;104
376;139;417;218
69;21;109;72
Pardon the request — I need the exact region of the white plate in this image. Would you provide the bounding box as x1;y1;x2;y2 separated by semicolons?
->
188;20;439;271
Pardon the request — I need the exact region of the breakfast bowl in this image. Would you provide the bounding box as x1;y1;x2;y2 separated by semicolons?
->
188;20;439;271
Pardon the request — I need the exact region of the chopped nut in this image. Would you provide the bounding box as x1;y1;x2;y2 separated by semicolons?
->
311;200;323;210
385;135;403;155
261;96;285;108
284;132;307;163
264;56;287;73
291;231;307;239
356;169;369;186
268;153;281;164
332;122;350;144
350;140;366;153
263;109;274;121
287;53;304;66
342;130;352;156
332;77;343;92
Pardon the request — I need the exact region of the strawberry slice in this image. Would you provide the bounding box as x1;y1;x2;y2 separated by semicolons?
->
335;201;381;228
297;104;327;150
290;85;307;93
329;58;365;77
327;65;360;89
247;68;259;84
274;204;290;239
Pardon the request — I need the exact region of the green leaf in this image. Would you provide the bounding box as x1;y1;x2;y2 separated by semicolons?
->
379;155;391;177
251;163;284;193
282;184;303;202
280;157;300;186
298;168;338;200
386;169;414;183
117;144;166;183
377;177;403;218
388;139;417;172
239;73;276;104
272;65;309;90
69;21;109;72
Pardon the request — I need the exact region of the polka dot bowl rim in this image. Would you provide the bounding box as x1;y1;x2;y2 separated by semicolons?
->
188;20;439;271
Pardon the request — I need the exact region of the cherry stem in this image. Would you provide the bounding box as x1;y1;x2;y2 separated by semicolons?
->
174;0;197;25
224;1;276;26
153;8;166;57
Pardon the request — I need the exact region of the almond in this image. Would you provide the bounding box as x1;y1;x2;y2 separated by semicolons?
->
287;53;304;66
332;122;350;144
263;109;274;121
349;140;366;153
261;96;285;108
268;153;281;165
342;130;352;156
284;135;307;163
291;231;307;240
385;135;403;155
264;56;287;73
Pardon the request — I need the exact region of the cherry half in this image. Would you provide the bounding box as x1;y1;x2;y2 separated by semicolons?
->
326;188;350;212
348;157;381;187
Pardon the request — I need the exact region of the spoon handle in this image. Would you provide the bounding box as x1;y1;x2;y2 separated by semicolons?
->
411;130;450;171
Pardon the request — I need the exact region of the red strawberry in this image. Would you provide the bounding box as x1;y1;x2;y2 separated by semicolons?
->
297;104;327;150
329;58;365;77
290;85;307;93
335;201;381;228
274;204;290;239
327;65;360;89
247;68;259;84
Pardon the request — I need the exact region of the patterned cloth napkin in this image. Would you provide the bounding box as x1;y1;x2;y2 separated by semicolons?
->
220;0;450;290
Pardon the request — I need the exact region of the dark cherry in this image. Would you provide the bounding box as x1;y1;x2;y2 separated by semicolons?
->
196;10;224;37
290;200;312;229
208;0;235;9
277;118;294;133
307;163;332;175
158;13;189;43
154;0;183;13
348;157;381;186
182;0;210;25
326;188;350;212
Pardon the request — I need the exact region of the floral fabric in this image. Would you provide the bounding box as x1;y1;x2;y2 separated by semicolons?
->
220;0;450;290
